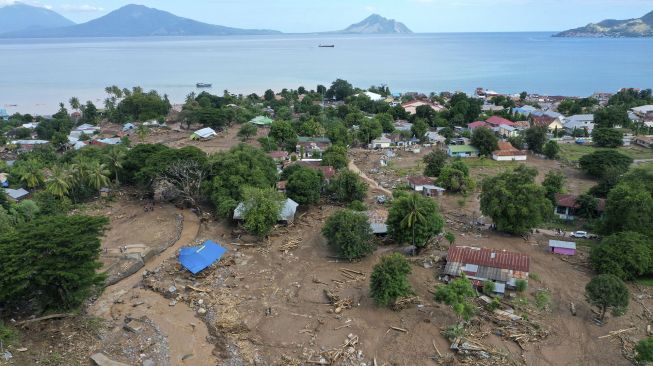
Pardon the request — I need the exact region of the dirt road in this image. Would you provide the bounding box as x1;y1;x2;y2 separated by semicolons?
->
348;160;393;196
90;210;218;366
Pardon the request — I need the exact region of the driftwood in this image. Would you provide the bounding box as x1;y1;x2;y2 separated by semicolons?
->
432;339;442;358
598;327;637;339
17;313;75;326
390;326;408;333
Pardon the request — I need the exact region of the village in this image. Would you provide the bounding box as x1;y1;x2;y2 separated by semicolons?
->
2;82;653;366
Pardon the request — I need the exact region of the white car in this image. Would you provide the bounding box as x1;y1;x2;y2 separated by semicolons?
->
571;231;589;239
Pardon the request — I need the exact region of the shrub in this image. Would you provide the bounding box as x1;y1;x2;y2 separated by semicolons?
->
370;253;413;307
482;280;496;295
535;289;551;310
515;279;528;292
636;337;653;362
434;275;477;320
322;210;375;260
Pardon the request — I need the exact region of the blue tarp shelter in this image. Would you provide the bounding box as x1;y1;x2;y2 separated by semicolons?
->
179;240;227;275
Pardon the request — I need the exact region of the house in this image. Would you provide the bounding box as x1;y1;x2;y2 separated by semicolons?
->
492;141;527;161
467;121;488;131
401;100;444;115
407;176;434;192
482;104;505;112
631;105;653;118
564;114;595;133
447;145;480;158
0;108;9;121
4;188;29;202
548;240;576;256
393;120;413;132
425;131;446;145
512;105;538;116
143;120;164;127
494;124;519;138
296;161;336;181
233;198;299;225
634;135;653;149
370;136;392;149
74;123;100;135
11;140;49;152
443;246;530;294
532;115;564;132
423;185;446;197
296;137;331;158
359;91;384;101
387;133;413;147
485;116;515;127
191;127;218;140
250;116;274;126
21;122;39;129
268;150;289;162
367;209;389;235
554;193;606;221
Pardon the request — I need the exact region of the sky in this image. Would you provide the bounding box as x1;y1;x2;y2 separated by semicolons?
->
2;0;653;33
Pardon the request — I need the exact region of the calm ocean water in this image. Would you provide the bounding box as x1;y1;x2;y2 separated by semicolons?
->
1;32;653;114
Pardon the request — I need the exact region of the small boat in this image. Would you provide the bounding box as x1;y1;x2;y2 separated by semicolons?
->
196;83;212;88
318;44;335;48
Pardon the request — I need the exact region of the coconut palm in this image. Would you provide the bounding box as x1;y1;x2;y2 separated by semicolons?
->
105;146;126;184
69;97;80;112
399;193;428;248
46;165;73;197
86;161;111;191
17;159;45;188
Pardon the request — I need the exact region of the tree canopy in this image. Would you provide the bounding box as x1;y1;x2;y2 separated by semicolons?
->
286;167;323;205
592;128;623;148
585;274;629;321
241;187;285;237
602;182;653;235
579;150;632;179
525;126;548;154
434;275;477;320
369;253;413;307
322;209;375;260
590;231;653;281
470;127;498;156
480;165;552;234
328;170;368;203
423;150;448;177
437;160;475;194
387;193;443;248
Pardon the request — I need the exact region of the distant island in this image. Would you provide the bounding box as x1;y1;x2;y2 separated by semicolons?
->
0;3;280;38
334;14;412;34
555;10;653;37
0;3;412;38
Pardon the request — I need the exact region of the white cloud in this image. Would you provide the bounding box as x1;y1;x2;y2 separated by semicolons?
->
0;0;51;8
60;4;104;12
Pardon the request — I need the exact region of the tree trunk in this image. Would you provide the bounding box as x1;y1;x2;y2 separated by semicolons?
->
600;305;606;321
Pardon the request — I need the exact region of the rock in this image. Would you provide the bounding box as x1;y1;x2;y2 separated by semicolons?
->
91;353;130;366
124;320;142;333
197;299;204;305
197;307;207;315
169;300;177;307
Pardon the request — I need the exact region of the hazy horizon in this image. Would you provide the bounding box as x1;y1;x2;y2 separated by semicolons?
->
0;0;652;33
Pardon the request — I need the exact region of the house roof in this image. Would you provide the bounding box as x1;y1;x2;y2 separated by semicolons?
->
179;240;227;275
250;116;273;125
448;145;480;153
268;150;289;159
193;127;217;138
493;141;527;156
486;116;515;127
297;137;331;143
4;188;29;200
632;105;653;115
554;193;606;211
407;176;433;186
549;240;576;250
467;121;488;129
446;246;530;273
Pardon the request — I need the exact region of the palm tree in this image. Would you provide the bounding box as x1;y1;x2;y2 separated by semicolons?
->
46;165;73;197
136;124;149;143
17;159;45;188
399;193;428;248
106;146;126;184
69;97;80;112
86;161;111;191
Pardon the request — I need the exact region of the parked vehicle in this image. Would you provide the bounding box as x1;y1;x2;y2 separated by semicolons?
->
571;231;589;239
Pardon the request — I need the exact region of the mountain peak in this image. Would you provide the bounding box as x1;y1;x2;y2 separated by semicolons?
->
0;2;75;34
555;10;653;37
340;14;412;34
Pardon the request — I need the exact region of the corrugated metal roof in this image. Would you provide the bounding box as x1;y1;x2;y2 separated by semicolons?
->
549;240;576;250
446;246;530;272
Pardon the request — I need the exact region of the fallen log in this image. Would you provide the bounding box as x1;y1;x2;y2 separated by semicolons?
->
598;327;637;339
18;313;75;326
390;326;408;333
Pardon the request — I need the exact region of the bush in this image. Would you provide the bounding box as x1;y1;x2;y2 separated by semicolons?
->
534;289;551;310
329;170;367;203
515;279;528;292
347;200;367;211
286;167;323;205
589;231;652;280
370;253;413;307
423;150;448;177
241;187;285;237
543;140;560;159
322;209;375;260
585;274;629;321
434;275;477;320
636;337;653;362
579;150;632;178
482;280;496;295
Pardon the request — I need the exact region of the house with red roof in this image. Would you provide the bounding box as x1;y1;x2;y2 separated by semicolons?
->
407;176;434;192
401;100;444;115
467;121;488;130
492;141;527;161
554;193;606;221
485;116;515;127
444;246;530;294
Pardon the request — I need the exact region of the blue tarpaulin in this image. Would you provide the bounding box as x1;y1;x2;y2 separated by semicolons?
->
179;240;227;275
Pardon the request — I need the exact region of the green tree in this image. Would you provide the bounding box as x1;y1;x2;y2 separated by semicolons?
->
592;128;623;148
387;193;444;248
579;150;632;178
105;146;127;184
358;118;383;144
542;171;565;203
480;165;552;234
434;275;477;320
590;231;653;280
14;200;40;223
210;144;278;217
603;182;653;235
264;89;275;102
636;337;653;363
543;140;560;159
525;126;548;154
322;209;375;260
15;159;44;188
594;106;629;129
411;118;429;141
269;120;298;151
471;127;498;156
585;274;629;321
85;161;111;191
329;170;368;203
321;145;349;169
0;215;108;310
369;253;413;307
326;79;354;101
437;161;475;194
576;193;600;219
46;165;73;198
241;187;285;237
286;167;323;205
136;124;149;143
423;150;448;177
237;123;258;141
376;113;395;133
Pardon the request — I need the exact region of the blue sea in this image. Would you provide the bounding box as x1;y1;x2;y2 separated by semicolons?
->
1;32;653;114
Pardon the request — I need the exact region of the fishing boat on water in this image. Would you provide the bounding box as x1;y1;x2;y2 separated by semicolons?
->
196;83;212;88
318;44;335;48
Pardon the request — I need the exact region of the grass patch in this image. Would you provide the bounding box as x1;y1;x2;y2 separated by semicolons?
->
529;273;541;282
535;289;551;310
636;277;653;287
0;321;18;346
574;238;598;248
559;143;653;162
